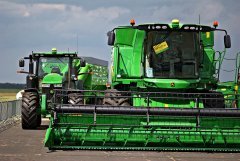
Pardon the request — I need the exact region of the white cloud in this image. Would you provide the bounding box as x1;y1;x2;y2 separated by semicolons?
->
150;0;224;24
0;2;129;21
34;3;66;11
0;1;130;37
0;1;29;17
0;2;67;17
87;7;130;21
23;11;30;17
0;0;238;82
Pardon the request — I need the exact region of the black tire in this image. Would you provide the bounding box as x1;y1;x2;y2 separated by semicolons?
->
21;92;39;129
103;89;130;106
68;93;83;105
203;92;225;108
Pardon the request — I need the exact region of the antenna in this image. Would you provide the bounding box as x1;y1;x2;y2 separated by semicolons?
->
77;34;79;54
198;14;203;69
198;14;201;49
198;14;200;24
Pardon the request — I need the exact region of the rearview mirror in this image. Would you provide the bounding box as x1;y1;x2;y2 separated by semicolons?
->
19;59;25;67
107;30;115;46
80;59;86;67
224;35;231;48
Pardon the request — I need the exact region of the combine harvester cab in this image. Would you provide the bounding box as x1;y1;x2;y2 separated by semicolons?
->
45;20;240;151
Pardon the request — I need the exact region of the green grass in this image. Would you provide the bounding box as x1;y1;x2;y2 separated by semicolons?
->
0;89;23;102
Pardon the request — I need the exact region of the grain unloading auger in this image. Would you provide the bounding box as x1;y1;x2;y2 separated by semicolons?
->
44;19;240;151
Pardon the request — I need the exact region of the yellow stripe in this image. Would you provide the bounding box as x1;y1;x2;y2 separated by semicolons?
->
164;104;169;108
206;32;210;38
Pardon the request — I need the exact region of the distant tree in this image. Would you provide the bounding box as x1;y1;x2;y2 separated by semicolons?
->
0;83;25;89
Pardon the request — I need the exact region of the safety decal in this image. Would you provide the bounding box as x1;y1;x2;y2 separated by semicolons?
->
153;41;169;54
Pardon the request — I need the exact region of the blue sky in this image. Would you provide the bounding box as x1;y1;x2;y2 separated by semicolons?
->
0;0;239;83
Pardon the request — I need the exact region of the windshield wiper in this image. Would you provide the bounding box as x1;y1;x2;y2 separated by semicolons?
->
56;57;67;64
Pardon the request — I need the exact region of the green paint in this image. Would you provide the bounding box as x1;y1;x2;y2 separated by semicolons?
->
44;127;53;147
45;114;240;151
111;22;228;90
41;94;47;114
144;78;199;89
112;28;145;81
42;73;62;84
21;49;108;117
43;20;240;151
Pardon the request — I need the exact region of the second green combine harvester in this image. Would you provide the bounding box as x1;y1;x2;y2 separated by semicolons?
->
44;20;240;151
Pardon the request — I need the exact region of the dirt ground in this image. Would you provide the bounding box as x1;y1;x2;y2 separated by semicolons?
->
0;119;240;161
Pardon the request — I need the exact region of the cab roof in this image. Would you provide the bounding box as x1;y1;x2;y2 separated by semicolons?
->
32;48;77;57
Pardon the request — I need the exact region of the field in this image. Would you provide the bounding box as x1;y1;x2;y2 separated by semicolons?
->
0;89;22;102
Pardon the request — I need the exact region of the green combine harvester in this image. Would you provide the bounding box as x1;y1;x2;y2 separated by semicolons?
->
18;48;108;129
44;20;240;151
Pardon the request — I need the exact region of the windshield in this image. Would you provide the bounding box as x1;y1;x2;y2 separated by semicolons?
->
145;31;200;78
38;57;69;77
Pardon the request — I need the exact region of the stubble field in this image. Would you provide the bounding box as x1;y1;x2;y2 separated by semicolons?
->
0;89;21;101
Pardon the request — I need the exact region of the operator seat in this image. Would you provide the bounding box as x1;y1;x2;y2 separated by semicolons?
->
51;66;61;75
182;48;196;76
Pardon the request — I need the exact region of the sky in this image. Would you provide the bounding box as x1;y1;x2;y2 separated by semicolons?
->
0;0;239;83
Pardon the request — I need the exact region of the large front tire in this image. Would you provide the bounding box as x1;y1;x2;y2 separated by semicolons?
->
103;89;130;106
203;92;225;108
21;92;40;129
68;93;83;105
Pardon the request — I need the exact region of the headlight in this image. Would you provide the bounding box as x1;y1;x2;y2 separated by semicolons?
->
42;84;50;87
42;84;62;88
54;84;62;87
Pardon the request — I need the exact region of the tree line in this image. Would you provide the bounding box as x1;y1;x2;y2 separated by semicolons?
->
0;83;25;89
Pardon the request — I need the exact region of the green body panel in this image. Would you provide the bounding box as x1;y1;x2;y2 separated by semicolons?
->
77;65;90;81
201;31;214;47
201;49;215;79
44;128;53;147
77;63;108;90
41;62;68;75
91;64;108;90
112;28;145;81
77;64;92;89
144;78;199;89
41;94;47;114
42;73;62;84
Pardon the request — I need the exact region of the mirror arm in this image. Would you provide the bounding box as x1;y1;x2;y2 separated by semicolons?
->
17;70;29;74
214;28;228;35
